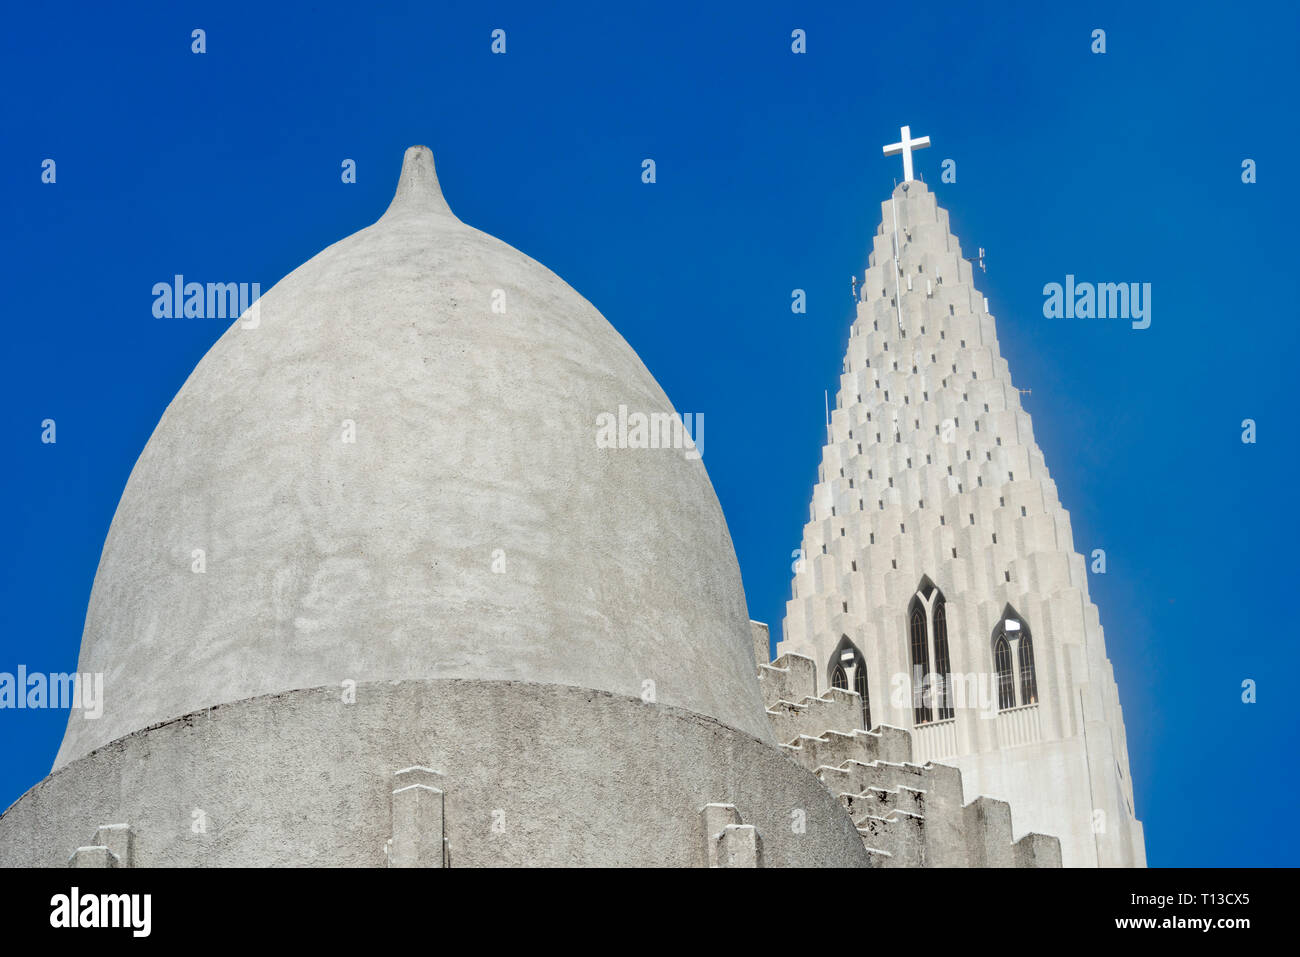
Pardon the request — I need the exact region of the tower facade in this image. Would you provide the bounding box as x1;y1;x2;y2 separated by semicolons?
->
779;178;1145;867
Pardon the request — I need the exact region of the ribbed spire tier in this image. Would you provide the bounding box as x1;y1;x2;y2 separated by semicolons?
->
779;181;1145;868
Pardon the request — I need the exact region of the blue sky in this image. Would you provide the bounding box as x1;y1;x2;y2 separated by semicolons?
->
2;1;1297;866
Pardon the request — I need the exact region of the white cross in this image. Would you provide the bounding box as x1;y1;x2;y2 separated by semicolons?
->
882;125;931;182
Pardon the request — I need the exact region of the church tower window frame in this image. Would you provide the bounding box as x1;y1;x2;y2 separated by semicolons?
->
831;663;847;690
992;605;1038;711
907;576;953;727
1018;632;1039;706
908;601;931;724
994;635;1015;711
933;596;954;721
828;635;871;730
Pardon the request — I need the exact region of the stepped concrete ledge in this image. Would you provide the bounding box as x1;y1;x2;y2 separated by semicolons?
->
765;689;864;743
757;639;1063;867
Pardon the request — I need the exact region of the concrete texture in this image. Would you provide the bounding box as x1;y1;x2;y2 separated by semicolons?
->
56;145;771;767
753;650;1059;867
749;620;771;669
779;181;1145;866
6;680;869;867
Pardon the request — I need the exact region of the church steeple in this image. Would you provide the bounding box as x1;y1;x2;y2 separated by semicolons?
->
779;174;1145;867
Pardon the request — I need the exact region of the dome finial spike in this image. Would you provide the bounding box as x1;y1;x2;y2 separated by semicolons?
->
383;145;452;219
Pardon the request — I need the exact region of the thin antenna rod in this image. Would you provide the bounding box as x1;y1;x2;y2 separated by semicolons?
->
825;390;831;443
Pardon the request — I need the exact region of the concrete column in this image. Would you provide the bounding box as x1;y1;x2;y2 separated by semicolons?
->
963;796;1014;867
700;804;762;868
68;823;131;868
388;766;445;868
94;824;131;867
69;846;119;868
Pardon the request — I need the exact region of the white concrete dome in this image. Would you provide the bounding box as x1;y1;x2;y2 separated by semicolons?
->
56;146;771;767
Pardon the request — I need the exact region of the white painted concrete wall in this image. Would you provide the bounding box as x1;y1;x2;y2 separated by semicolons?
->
56;146;773;767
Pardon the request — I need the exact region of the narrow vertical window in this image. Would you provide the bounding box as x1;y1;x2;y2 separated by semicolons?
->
933;600;954;720
855;665;871;731
910;604;932;724
831;664;847;691
1018;633;1038;705
994;636;1015;710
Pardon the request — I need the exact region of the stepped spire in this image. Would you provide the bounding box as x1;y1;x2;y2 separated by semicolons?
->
780;179;1145;868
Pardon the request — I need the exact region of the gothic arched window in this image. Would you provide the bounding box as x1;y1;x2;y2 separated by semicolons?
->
994;636;1015;711
828;635;871;730
909;603;932;724
1018;633;1038;706
933;599;954;720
